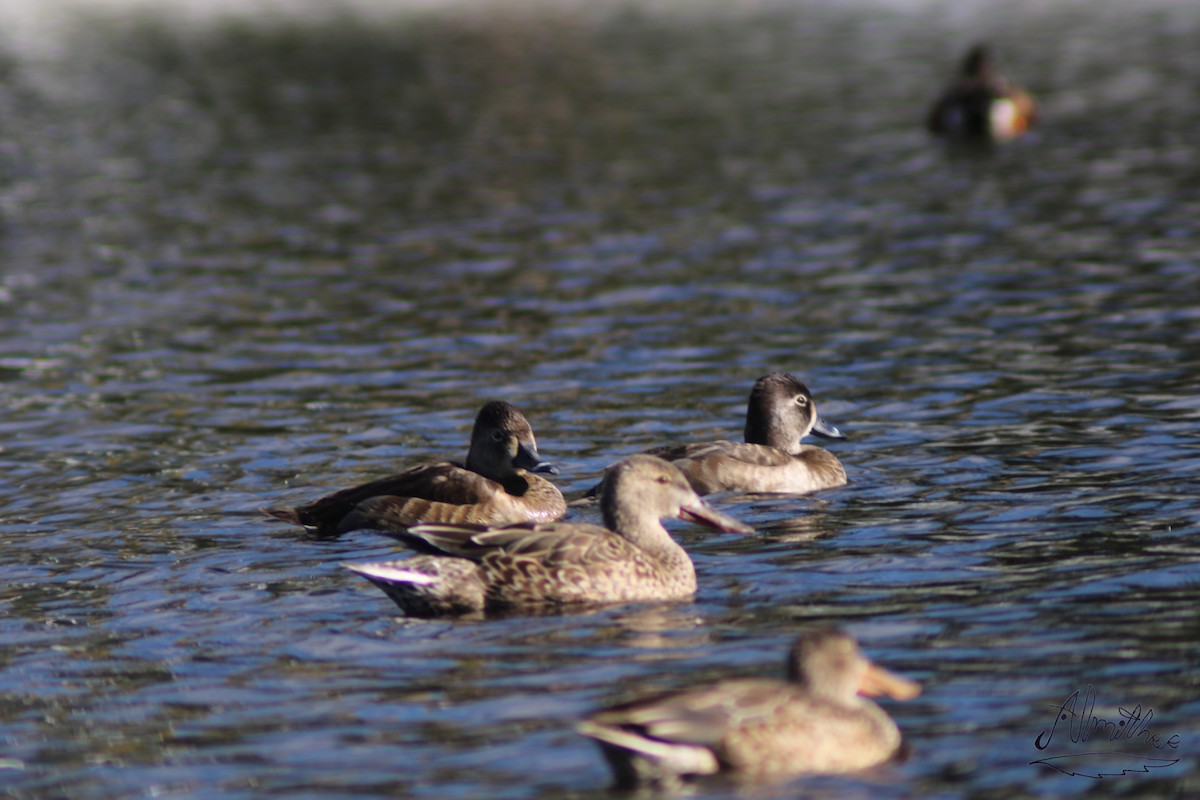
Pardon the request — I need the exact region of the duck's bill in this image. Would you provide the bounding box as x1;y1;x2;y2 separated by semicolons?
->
514;442;560;474
859;661;921;701
678;503;754;535
811;416;846;440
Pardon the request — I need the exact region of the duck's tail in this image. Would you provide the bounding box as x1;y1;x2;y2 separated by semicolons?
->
260;506;301;525
576;719;718;790
342;556;486;617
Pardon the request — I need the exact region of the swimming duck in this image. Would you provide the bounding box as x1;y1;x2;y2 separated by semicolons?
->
342;454;753;616
578;628;920;788
639;372;846;495
927;44;1036;141
262;400;566;535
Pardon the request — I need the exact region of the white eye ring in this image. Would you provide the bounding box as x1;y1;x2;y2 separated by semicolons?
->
795;395;809;407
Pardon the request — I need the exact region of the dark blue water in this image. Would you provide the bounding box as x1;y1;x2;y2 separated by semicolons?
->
1;1;1198;797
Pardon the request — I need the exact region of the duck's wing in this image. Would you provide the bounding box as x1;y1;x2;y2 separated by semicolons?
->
631;442;795;496
264;462;507;533
641;441;719;463
646;441;795;467
350;473;566;531
927;79;996;136
691;442;797;467
580;442;776;498
584;679;790;748
399;520;622;563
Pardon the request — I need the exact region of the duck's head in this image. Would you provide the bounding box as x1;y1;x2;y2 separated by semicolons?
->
745;372;845;451
600;454;753;534
787;628;921;704
467;400;559;478
962;43;995;79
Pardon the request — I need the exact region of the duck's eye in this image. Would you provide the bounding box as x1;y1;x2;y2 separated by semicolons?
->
656;475;670;484
795;395;809;407
491;430;506;441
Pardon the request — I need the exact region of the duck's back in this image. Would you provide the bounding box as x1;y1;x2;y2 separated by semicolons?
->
586;678;902;781
267;462;564;534
648;441;845;495
406;520;697;608
714;682;903;776
345;470;564;532
928;81;996;138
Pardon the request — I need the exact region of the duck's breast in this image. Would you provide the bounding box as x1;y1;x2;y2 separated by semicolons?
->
722;691;902;777
513;473;568;522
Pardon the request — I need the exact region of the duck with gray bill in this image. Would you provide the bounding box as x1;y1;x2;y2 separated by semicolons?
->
343;454;753;616
262;400;566;535
635;372;846;495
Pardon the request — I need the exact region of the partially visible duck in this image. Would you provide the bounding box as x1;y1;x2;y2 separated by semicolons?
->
343;454;753;616
640;372;846;495
927;44;1036;141
578;628;920;789
262;400;566;535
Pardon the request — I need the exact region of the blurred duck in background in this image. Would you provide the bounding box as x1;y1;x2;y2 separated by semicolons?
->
927;44;1036;141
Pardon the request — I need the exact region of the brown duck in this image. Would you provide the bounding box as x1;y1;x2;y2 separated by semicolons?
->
578;628;920;788
342;455;753;616
262;400;566;535
927;44;1036;141
641;372;846;495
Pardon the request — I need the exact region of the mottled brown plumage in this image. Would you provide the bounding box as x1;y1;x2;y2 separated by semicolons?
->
262;401;565;535
642;372;847;495
579;628;920;789
343;455;753;616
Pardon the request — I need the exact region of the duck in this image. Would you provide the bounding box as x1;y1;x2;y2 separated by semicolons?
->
927;44;1036;141
261;400;566;535
342;454;753;616
578;628;920;789
637;372;846;495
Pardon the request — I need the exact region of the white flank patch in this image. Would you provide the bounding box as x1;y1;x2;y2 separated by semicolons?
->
990;98;1019;139
341;562;438;585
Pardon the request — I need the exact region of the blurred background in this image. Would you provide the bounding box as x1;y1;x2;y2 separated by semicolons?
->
1;1;1198;798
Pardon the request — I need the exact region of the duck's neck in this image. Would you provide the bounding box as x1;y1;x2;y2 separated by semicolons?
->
745;410;801;454
497;471;532;496
790;667;869;710
604;507;691;568
465;450;530;494
807;683;869;710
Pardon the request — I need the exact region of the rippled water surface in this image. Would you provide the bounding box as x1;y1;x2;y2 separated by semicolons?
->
2;0;1199;797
